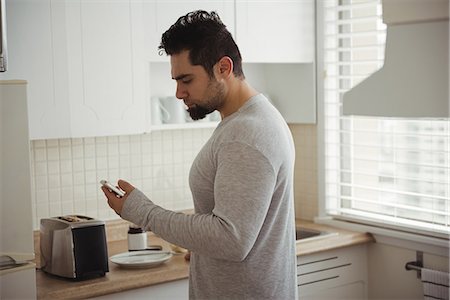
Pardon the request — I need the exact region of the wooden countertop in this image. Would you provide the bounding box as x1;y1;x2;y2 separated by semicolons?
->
35;219;374;299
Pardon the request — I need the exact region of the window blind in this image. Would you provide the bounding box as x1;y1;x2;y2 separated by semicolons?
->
322;0;450;237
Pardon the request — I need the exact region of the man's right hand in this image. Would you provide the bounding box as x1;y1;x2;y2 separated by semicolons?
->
101;179;135;216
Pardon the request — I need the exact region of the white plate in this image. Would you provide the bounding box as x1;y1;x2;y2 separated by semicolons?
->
110;251;172;269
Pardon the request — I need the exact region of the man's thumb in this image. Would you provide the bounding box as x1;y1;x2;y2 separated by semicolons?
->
118;179;135;194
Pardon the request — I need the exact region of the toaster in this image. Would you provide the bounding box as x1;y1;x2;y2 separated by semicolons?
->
40;215;109;280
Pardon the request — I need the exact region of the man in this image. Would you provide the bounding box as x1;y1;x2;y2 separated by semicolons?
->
102;10;297;300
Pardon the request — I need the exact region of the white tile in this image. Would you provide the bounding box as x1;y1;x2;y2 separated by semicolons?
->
84;144;96;158
119;155;131;167
33;140;46;148
35;175;48;190
85;171;97;184
107;143;119;156
130;142;141;155
96;157;108;170
46;139;59;148
36;204;50;221
96;170;108;182
73;172;85;185
72;159;84;172
47;147;60;161
84;137;95;145
108;170;120;183
108;156;120;169
72;145;84;159
59;138;71;147
61;202;74;215
131;154;141;167
60;160;73;173
61;173;73;187
131;167;142;179
86;197;97;211
34;148;47;162
142;166;152;178
119;142;130;155
95;136;107;144
48;188;61;203
142;154;152;166
84;157;96;171
141;141;152;154
73;186;85;201
36;189;49;204
152;152;163;165
119;168;131;179
73;201;86;214
48;174;61;188
34;162;48;176
119;136;130;143
59;147;72;160
96;143;107;157
61;187;74;201
71;138;83;146
48;161;60;174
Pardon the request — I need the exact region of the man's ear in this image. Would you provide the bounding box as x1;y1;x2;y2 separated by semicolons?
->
216;56;233;78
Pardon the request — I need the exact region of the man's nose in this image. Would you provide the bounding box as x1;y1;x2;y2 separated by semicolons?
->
176;84;187;99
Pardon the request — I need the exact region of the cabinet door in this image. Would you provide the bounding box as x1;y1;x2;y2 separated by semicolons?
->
297;244;368;299
235;0;315;63
144;0;235;62
0;0;71;139
66;0;147;138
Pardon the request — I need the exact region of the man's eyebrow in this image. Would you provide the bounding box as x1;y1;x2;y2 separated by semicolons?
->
172;74;192;81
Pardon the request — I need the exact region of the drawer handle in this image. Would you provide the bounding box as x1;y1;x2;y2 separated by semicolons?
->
298;263;352;276
298;275;340;287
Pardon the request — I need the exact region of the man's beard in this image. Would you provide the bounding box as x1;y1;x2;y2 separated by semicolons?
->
186;79;225;121
187;105;213;120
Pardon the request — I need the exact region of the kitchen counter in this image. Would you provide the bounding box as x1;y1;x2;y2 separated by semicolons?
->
35;219;374;299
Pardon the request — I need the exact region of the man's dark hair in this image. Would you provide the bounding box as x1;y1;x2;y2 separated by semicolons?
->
159;10;244;79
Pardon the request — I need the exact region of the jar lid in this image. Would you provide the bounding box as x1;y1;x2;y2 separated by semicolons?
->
128;226;145;234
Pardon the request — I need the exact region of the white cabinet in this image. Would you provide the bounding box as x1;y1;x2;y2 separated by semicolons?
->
1;0;148;139
143;0;235;62
0;0;72;139
235;0;315;63
297;244;368;300
1;0;316;139
64;0;148;138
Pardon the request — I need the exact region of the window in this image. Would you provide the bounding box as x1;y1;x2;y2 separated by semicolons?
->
320;0;449;238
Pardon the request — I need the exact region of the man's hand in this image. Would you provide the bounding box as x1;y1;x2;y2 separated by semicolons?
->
101;179;135;215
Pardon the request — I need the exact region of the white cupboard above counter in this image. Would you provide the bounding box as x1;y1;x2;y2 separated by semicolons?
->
1;0;316;140
1;0;149;139
146;0;315;64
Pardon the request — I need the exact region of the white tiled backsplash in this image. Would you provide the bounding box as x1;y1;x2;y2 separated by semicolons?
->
29;125;318;229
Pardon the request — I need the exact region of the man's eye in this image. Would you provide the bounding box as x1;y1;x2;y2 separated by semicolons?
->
182;79;192;84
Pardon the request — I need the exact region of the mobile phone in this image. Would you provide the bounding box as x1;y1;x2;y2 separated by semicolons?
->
100;180;125;197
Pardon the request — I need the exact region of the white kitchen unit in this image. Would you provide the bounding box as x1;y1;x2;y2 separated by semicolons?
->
1;0;317;139
297;244;368;300
235;0;315;63
88;278;188;300
0;0;72;139
1;0;149;139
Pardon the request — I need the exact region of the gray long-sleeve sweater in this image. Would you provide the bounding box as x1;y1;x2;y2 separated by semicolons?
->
121;94;297;299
